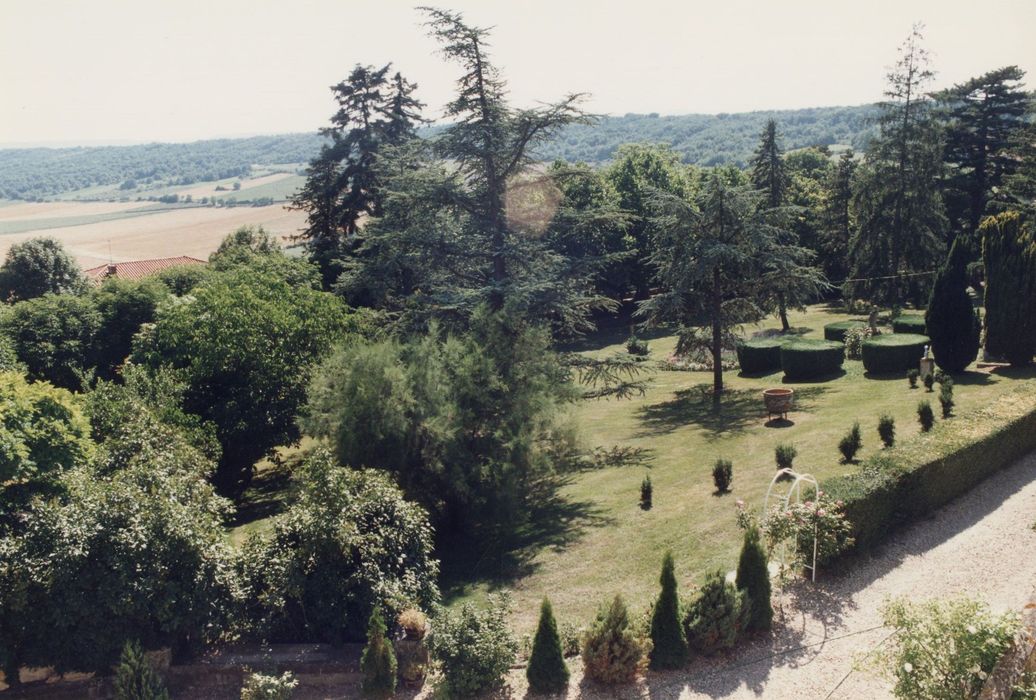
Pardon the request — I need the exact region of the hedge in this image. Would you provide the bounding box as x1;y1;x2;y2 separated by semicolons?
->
780;339;844;380
736;338;788;374
824;388;1036;554
892;315;926;334
823;320;867;343
861;333;929;374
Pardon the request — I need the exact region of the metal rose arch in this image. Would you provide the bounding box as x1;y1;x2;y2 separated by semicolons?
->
763;468;820;583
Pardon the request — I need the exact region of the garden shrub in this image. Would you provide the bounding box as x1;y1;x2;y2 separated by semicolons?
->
240;671;298;700
775;444;796;471
626;335;650;357
924;372;936;392
581;596;650;685
527;598;569;694
861;333;930;374
838;422;862;463
736;338;786;374
823;320;867;343
712;459;733;493
428;597;517;697
878;597;1018;700
918;401;935;432
683;570;749;655
238;450;439;644
892;314;926;334
113;640;170;700
907;368;919;388
649;552;687;669
785;495;855;567
735;526;772;632
640;475;652;510
926;237;981;374
360;609;397;699
939;380;954;418
824;387;1036;555
878;415;895;448
843;325;876;360
780;339;844;380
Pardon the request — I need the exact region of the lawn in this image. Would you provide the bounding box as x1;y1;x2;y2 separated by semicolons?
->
442;304;1036;634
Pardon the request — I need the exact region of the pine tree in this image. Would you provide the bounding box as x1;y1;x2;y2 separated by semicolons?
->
683;570;750;655
526;598;569;694
926;236;981;373
735;526;773;632
819;149;857;284
113;640;169;700
649;551;688;669
360;608;397;699
982;211;1036;366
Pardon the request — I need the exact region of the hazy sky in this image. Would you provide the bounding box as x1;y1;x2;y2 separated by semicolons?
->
2;0;1034;146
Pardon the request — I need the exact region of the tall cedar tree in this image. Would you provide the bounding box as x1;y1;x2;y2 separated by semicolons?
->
982;211;1036;366
649;551;688;669
749;120;827;330
293;64;423;288
850;25;946;305
925;236;980;373
641;172;813;400
820;149;857;284
1003;100;1036;214
526;598;570;694
360;608;397;699
735;525;773;632
937;66;1029;249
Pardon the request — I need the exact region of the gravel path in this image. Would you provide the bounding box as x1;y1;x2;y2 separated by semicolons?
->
493;448;1036;700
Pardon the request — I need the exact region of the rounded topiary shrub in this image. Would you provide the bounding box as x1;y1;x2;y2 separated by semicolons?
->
780;339;845;380
892;315;926;334
861;333;930;374
823;320;867;343
736;338;786;375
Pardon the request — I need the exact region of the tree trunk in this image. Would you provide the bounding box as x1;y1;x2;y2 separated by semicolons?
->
712;266;723;402
778;292;790;332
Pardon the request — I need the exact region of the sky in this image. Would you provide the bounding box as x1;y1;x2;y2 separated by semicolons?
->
1;0;1034;146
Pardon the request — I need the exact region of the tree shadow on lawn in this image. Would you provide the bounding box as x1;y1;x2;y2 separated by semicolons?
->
438;483;615;604
228;461;296;529
634;384;829;439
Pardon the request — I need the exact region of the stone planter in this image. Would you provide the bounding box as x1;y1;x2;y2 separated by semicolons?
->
145;647;172;672
394;623;430;687
763;388;794;420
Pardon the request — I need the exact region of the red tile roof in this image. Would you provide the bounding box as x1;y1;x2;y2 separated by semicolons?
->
84;256;206;283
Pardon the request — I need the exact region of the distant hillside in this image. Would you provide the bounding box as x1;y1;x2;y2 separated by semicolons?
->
0;105;879;200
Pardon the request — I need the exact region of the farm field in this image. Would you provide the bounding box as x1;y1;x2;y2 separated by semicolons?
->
0;200;306;268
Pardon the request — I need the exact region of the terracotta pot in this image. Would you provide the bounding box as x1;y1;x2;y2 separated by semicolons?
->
763;388;794;419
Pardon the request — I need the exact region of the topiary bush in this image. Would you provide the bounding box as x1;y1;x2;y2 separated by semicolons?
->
113;640;170;700
429;597;517;698
892;315;926;334
736;338;786;374
640;475;652;510
683;570;749;656
861;334;930;374
824;320;868;343
907;368;919;388
926;238;981;374
838;422;862;463
939;379;954;418
775;444;796;471
780;339;844;380
918;401;935;432
581;596;650;685
712;459;733;493
360;609;397;699
878;414;895;448
924;372;936;392
527;598;569;694
735;526;772;633
649;552;687;670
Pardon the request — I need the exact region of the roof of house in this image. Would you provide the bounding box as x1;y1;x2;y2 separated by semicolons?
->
84;256;206;283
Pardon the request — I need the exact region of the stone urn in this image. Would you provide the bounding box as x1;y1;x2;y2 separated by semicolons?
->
763;388;794;420
394;613;430;687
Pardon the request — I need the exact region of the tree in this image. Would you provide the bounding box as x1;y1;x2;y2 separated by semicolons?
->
937;66;1029;246
819;149;857;284
360;608;397;699
526;598;569;694
850;25;946;305
90;277;167;381
735;525;773;632
981;211;1036;366
0;237;88;302
1;293;101;390
649;551;688;669
113;640;170;700
133;263;358;496
581;595;650;684
925;236;981;373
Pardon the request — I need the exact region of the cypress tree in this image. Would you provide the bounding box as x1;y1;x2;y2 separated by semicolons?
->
113;640;170;700
982;211;1036;366
926;236;981;373
526;598;569;694
649;551;688;669
360;608;397;699
735;525;773;632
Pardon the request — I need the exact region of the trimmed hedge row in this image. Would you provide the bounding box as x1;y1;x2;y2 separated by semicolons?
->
780;339;844;380
892;315;926;334
861;333;929;374
736;338;787;374
824;389;1036;553
823;320;867;343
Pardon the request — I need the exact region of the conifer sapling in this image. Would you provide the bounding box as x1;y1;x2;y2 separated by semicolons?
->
649;551;688;669
360;608;397;699
735;525;773;632
527;598;569;694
